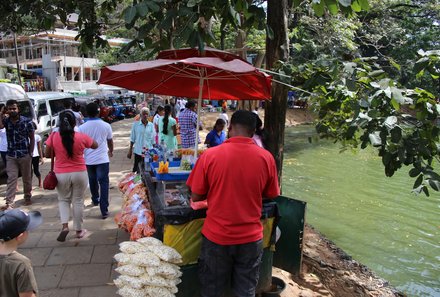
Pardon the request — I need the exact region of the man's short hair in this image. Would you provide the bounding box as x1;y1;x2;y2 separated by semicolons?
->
185;100;196;109
141;107;150;115
6;99;18;107
230;110;256;134
86;102;100;117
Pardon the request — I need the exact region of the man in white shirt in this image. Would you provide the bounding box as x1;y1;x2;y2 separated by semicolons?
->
218;108;229;129
78;102;113;219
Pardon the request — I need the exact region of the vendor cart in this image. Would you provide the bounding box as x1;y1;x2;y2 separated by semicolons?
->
103;47;306;296
138;160;306;297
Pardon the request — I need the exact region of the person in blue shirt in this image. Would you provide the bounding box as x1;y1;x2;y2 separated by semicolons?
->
127;107;154;173
204;119;226;148
0;100;34;209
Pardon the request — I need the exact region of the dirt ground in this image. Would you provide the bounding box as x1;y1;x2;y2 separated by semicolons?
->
200;108;403;297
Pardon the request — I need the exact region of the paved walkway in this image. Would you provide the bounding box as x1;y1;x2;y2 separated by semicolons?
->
0;118;136;297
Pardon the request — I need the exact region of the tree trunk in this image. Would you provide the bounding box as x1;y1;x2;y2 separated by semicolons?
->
265;0;289;188
13;33;23;87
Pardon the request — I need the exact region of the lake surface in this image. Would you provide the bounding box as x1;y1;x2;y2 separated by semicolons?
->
282;125;440;297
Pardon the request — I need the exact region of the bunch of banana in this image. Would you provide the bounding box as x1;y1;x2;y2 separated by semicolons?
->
158;161;169;173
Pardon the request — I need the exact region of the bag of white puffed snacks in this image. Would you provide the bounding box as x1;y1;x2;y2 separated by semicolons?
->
117;275;145;289
139;273;170;287
167;285;178;294
113;278;124;289
114;252;131;265
145;245;182;263
115;264;145;277
144;285;175;297
131;252;161;267
119;241;149;254
137;236;163;246
117;286;149;297
145;262;182;279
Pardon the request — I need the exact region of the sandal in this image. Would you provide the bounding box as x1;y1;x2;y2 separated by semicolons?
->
76;229;88;239
57;229;69;242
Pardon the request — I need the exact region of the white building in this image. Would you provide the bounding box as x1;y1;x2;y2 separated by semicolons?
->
0;18;130;92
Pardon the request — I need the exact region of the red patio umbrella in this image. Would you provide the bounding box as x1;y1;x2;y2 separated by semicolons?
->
156;47;248;62
98;48;271;154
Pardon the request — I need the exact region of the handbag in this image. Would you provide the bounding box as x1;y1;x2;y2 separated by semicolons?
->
43;137;57;190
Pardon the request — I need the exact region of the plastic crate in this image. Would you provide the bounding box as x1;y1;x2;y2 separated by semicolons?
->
151;161;191;181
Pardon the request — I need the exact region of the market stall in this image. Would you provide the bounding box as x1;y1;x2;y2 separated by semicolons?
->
101;47;307;297
115;146;281;296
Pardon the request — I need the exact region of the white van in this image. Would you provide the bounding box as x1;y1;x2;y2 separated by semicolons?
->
27;92;76;141
0;83;37;175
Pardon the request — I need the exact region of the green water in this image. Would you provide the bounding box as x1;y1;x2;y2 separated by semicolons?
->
282;125;440;297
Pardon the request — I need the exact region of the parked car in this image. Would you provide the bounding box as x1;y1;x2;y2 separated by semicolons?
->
0;83;37;176
27;91;76;142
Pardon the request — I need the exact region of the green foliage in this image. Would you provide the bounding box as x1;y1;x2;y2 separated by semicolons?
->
293;0;369;17
96;46;153;66
356;0;440;96
293;52;440;196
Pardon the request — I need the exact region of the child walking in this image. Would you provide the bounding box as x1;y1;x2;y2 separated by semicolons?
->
0;208;42;297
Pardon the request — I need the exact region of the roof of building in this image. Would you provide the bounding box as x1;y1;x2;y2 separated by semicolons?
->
2;28;130;47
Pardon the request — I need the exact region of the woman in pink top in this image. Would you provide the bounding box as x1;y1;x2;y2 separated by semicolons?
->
45;111;98;242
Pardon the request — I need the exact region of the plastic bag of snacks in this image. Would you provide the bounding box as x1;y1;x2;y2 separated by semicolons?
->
145;245;182;264
130;252;161;267
114;252;132;265
118;173;136;192
126;183;147;200
115;264;145;277
119;241;149;254
121;176;142;193
137;236;162;246
114;238;182;297
130;210;156;241
124;178;142;193
145;262;182;279
144;286;175;297
118;196;144;232
117;286;146;297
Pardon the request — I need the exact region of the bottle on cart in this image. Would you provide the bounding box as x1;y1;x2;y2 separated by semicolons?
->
160;139;168;162
144;152;150;172
168;149;174;162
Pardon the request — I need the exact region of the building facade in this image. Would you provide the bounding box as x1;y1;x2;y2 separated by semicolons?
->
0;17;129;91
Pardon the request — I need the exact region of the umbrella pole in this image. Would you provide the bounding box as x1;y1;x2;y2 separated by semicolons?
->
195;77;204;159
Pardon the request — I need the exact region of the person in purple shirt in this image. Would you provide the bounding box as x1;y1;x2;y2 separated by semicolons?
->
204;119;226;148
178;100;199;148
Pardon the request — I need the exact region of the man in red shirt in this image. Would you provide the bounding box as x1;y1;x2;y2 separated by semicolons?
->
187;110;280;297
